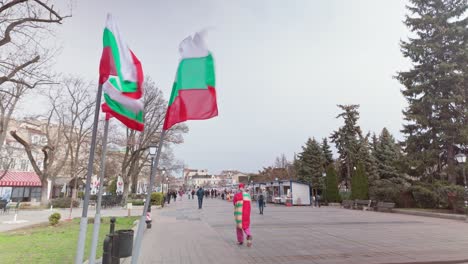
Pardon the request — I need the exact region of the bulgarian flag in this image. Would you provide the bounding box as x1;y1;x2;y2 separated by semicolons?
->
163;32;218;130
99;14;144;131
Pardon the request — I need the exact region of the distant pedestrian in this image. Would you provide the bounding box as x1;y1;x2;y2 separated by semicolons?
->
258;192;264;215
166;193;171;204
197;187;204;209
233;183;252;247
316;194;321;208
173;191;177;202
191;189;195;200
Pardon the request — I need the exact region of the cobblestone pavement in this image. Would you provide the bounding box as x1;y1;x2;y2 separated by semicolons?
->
138;197;468;264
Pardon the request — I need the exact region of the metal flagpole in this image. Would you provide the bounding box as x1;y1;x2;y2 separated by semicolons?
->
75;84;103;264
131;129;167;264
89;117;110;264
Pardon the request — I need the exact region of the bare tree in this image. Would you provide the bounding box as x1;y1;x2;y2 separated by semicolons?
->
52;77;94;201
118;78;188;201
274;153;290;169
10;108;70;204
0;1;71;166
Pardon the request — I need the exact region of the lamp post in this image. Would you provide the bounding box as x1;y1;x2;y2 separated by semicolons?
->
322;172;327;204
455;153;467;221
148;144;157;192
161;168;166;208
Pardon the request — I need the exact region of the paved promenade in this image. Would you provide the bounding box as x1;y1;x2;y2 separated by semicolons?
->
139;196;468;264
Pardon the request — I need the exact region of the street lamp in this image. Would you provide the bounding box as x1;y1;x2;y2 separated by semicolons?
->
161;168;166;207
148;143;157;192
455;153;467;221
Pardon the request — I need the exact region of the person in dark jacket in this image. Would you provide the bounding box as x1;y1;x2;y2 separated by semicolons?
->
258;192;265;215
191;189;195;199
196;187;204;209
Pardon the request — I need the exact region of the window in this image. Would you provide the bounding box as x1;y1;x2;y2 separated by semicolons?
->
11;187;24;199
32;135;40;144
31;187;41;200
20;160;28;171
9;158;16;169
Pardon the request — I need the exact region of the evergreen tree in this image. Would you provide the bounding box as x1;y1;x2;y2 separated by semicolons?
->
325;164;340;203
358;133;380;185
296;138;326;189
330;104;362;186
351;162;368;200
371;133;378;152
375;128;402;180
396;0;468;183
321;138;334;166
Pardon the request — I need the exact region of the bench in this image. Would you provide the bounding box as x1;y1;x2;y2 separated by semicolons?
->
376;202;395;212
342;200;354;209
354;200;372;211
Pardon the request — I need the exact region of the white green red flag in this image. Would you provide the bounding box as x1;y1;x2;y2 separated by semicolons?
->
163;32;218;130
99;14;144;131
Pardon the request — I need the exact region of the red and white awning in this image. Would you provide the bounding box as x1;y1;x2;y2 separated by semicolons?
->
0;171;42;186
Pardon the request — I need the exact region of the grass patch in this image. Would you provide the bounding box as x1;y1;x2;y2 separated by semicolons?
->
0;216;138;264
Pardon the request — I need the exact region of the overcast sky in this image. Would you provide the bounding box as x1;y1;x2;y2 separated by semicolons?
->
25;0;412;174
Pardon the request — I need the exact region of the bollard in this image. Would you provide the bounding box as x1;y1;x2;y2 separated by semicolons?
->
145;205;152;229
110;217;116;234
103;217;119;264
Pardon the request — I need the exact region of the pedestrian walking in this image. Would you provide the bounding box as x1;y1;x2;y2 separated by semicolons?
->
191;189;195;200
258;191;264;215
196;186;204;209
233;183;253;247
166;192;171;204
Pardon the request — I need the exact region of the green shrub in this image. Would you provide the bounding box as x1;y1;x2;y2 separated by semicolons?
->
150;192;164;206
339;191;351;201
128;199;144;206
324;165;340;202
49;197;80;208
49;212;61;226
108;178;117;194
351;163;368;200
410;185;438;208
129;194;145;200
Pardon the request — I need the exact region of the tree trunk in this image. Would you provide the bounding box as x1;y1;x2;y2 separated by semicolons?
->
41;178;49;205
447;144;456;184
131;172;138;194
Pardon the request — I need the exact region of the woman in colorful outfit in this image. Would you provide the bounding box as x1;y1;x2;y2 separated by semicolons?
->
233;183;252;246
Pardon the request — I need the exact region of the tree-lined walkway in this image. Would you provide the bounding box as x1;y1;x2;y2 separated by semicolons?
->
138;197;468;264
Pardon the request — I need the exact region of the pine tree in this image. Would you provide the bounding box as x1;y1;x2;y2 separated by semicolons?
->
375;128;402;180
296;138;326;189
358;133;380;186
330;104;362;187
325;164;340;203
396;0;468;183
321;138;334;166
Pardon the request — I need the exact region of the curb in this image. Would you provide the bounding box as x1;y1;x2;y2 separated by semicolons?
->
393;209;466;221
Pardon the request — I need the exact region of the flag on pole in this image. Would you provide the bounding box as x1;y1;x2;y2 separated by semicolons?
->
99;13;144;131
163;32;218;130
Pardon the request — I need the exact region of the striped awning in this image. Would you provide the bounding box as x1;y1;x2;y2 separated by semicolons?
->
0;171;42;186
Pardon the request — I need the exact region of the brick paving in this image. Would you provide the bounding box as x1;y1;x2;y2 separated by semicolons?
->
138;197;468;264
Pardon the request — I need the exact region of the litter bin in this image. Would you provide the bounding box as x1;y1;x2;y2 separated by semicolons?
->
116;229;134;258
